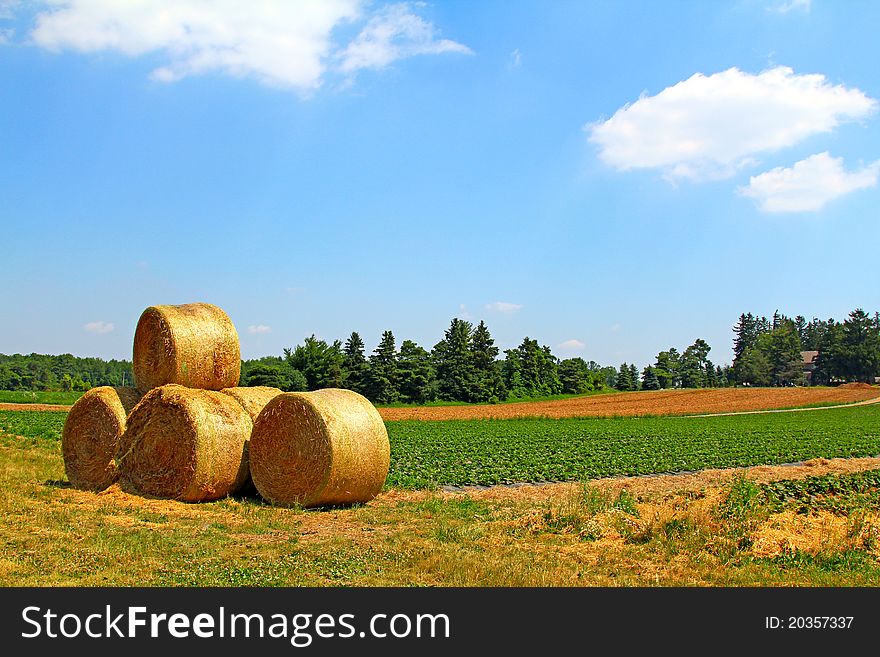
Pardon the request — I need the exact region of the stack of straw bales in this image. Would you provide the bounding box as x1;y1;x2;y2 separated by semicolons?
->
61;302;390;508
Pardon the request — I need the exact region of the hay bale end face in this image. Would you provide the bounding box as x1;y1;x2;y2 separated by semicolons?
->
219;386;282;421
132;303;241;392
61;386;142;491
249;388;390;508
117;384;252;502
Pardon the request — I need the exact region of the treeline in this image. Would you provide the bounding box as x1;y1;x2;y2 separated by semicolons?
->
241;318;615;404
0;353;132;391
732;309;880;386
3;308;876;400
618;337;730;392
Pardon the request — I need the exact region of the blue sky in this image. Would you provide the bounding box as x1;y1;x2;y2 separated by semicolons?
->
1;0;878;369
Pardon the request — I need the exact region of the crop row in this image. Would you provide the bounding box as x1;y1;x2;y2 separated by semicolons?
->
385;405;880;488
759;468;880;515
0;410;67;447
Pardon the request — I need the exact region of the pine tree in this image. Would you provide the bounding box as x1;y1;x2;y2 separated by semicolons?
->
616;362;632;391
342;331;370;395
469;320;507;402
367;331;399;403
397;340;435;404
432;318;475;402
641;365;661;390
629;363;639;391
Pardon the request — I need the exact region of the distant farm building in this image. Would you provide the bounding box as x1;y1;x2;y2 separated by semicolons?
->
801;350;819;385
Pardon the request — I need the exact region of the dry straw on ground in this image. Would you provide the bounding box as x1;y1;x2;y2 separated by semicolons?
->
132;303;240;392
61;386;142;491
117;384;252;502
249;388;390;508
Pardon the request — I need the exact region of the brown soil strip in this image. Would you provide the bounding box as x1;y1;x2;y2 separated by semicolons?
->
0;403;72;412
378;387;880;421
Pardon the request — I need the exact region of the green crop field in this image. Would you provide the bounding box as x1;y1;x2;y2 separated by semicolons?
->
0;410;67;447
386;405;880;488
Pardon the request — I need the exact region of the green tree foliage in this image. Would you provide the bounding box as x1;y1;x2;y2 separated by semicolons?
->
628;363;640;391
397;340;436;404
0;353;131;391
654;348;680;388
735;347;773;386
284;336;344;390
342;332;370;396
559;358;606;394
641;365;661;390
240;356;307;391
433;318;476;402
367;330;399;404
503;338;562;398
469;320;507;402
814;310;880;384
616;362;633;391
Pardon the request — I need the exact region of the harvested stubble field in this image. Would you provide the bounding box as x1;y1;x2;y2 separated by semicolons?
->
379;386;880;421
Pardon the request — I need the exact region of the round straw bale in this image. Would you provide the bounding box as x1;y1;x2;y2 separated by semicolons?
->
219;386;282;420
61;386;142;491
117;384;252;502
132;303;241;392
249;388;390;508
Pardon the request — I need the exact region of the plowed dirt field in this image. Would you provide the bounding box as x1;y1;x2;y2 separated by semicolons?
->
378;386;880;421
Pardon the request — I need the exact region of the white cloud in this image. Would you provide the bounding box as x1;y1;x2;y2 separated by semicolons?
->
588;66;877;182
771;0;810;14
458;303;473;320
25;0;469;93
0;27;11;44
485;301;522;314
558;339;585;351
509;48;521;68
338;2;471;73
738;152;880;213
248;324;272;334
84;321;114;334
0;1;19;20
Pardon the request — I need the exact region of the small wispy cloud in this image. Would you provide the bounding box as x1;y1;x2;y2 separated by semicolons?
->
248;325;272;334
84;321;114;334
485;301;523;314
509;48;521;68
458;303;473;321
770;0;810;14
738;152;880;213
339;2;472;74
558;339;585;351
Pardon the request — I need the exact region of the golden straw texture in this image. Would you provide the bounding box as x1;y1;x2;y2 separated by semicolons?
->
117;384;252;502
249;388;390;507
132;303;240;392
61;386;142;491
219;386;282;420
